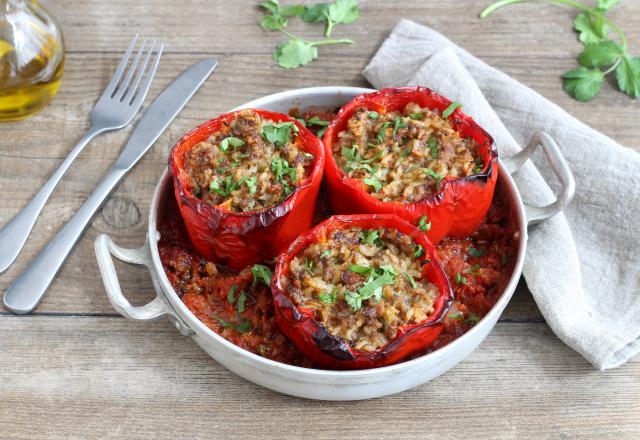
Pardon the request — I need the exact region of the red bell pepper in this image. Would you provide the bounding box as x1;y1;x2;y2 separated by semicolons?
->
169;109;325;271
322;86;498;244
271;214;453;369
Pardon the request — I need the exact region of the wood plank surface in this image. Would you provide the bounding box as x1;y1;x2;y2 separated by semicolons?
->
1;0;639;438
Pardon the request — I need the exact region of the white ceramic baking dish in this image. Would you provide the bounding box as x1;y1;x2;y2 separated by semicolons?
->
94;86;575;400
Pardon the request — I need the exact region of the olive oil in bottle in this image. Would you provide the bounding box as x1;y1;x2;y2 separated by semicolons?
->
0;0;64;121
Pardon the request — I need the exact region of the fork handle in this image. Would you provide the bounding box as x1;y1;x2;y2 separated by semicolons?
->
3;166;126;314
0;126;106;274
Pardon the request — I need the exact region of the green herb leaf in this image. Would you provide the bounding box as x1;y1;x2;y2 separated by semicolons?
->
616;55;640;98
305;259;315;272
574;12;609;44
417;215;431;232
216;316;252;333
273;39;319;69
359;229;382;246
349;264;372;275
467;246;487;258
363;175;382;192
413;244;424;258
404;272;418;289
262;121;298;146
242;176;257;194
465;312;480;324
271;156;297;183
356;267;396;303
209;179;227;197
455;272;467;285
227;285;238;304
344;290;362;310
409;112;424;120
252;264;273;287
422;168;444;187
301;3;330;23
392;116;408;136
318;289;337;304
237;290;248;313
320;249;331;259
281;4;304;16
597;0;620;12
400;144;413;158
428;137;438;159
442;101;462;118
578;40;623;68
369;111;379;119
376;121;390;144
220;136;245;152
307;115;330;126
325;0;360;37
563;67;604;102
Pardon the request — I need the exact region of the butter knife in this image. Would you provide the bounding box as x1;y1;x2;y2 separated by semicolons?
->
3;58;218;314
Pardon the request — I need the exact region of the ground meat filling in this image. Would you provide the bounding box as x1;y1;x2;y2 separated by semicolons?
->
285;227;439;352
334;102;482;203
183;109;314;212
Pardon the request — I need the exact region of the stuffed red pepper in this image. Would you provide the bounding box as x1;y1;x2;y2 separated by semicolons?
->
271;214;453;369
170;108;325;270
323;87;498;244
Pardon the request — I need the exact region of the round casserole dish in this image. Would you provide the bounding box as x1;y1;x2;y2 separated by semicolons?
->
94;87;575;401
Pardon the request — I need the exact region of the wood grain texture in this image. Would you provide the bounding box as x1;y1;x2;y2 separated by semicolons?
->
1;0;639;437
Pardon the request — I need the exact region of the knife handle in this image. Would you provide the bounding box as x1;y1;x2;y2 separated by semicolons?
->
3;167;126;314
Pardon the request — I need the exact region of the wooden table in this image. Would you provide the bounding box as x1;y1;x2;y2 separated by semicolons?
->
1;1;639;438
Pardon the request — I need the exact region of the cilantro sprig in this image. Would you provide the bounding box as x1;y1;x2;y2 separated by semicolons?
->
260;0;358;69
481;0;639;101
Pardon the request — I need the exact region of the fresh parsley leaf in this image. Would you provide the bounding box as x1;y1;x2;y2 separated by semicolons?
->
413;244;424;258
262;121;298;146
209;179;226;197
307;115;330;126
428;137;438;159
563;67;604;102
318;289;337;304
404;272;418;289
578;40;623;68
325;0;360;37
227;285;238;304
271;156;297;183
237;290;248;313
369;111;379;119
363;175;382;192
273;39;319;69
400;144;413;158
359;229;382;246
243;176;257;194
301;3;330;23
220;136;245;152
392;116;407;137
320;249;331;259
422;168;444;188
356;266;396;304
281;4;304;16
409;112;424;120
260;0;302;30
467;246;487;258
349;264;372;275
344;290;362;310
252;264;273;287
442;101;462;118
574;12;609;44
455;273;467;285
464;263;482;276
376;121;390;144
616;55;640;98
465;312;480;323
216;316;252;333
597;0;620;11
417;215;431;232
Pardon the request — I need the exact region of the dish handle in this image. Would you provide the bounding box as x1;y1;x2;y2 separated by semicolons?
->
502;132;576;225
94;234;194;336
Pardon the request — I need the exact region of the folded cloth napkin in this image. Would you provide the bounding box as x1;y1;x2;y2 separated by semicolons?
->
363;19;640;370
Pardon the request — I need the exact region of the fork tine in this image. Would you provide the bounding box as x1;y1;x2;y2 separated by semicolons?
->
103;34;139;97
123;39;156;105
129;42;164;109
113;38;148;100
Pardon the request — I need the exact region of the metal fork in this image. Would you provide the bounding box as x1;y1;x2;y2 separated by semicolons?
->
0;35;163;274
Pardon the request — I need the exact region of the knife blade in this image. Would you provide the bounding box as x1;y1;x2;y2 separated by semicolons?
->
3;58;218;314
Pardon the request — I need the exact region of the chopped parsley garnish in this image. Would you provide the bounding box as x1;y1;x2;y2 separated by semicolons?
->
376;121;391;144
400;144;413;158
428;137;438;159
261;121;298;147
271;156;297;184
447;312;479;325
349;264;372;275
359;229;382;246
417;215;431;232
404;272;418;289
252;264;273;288
243;176;257;194
209;175;241;198
442;101;463;118
422;167;444;189
209;179;226;197
305;259;314;272
464;263;482;276
369;111;379;119
236;290;248;313
363;175;382;192
227;285;238;304
220;136;245;152
455;272;468;285
318;289;337;304
341;146;384;169
320;249;332;259
409;112;424;120
413;244;425;258
216;317;252;333
467;246;487;258
306;116;330;126
345;265;398;310
392;116;408;136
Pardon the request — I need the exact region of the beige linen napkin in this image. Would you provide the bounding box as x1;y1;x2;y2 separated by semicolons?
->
363;19;640;370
